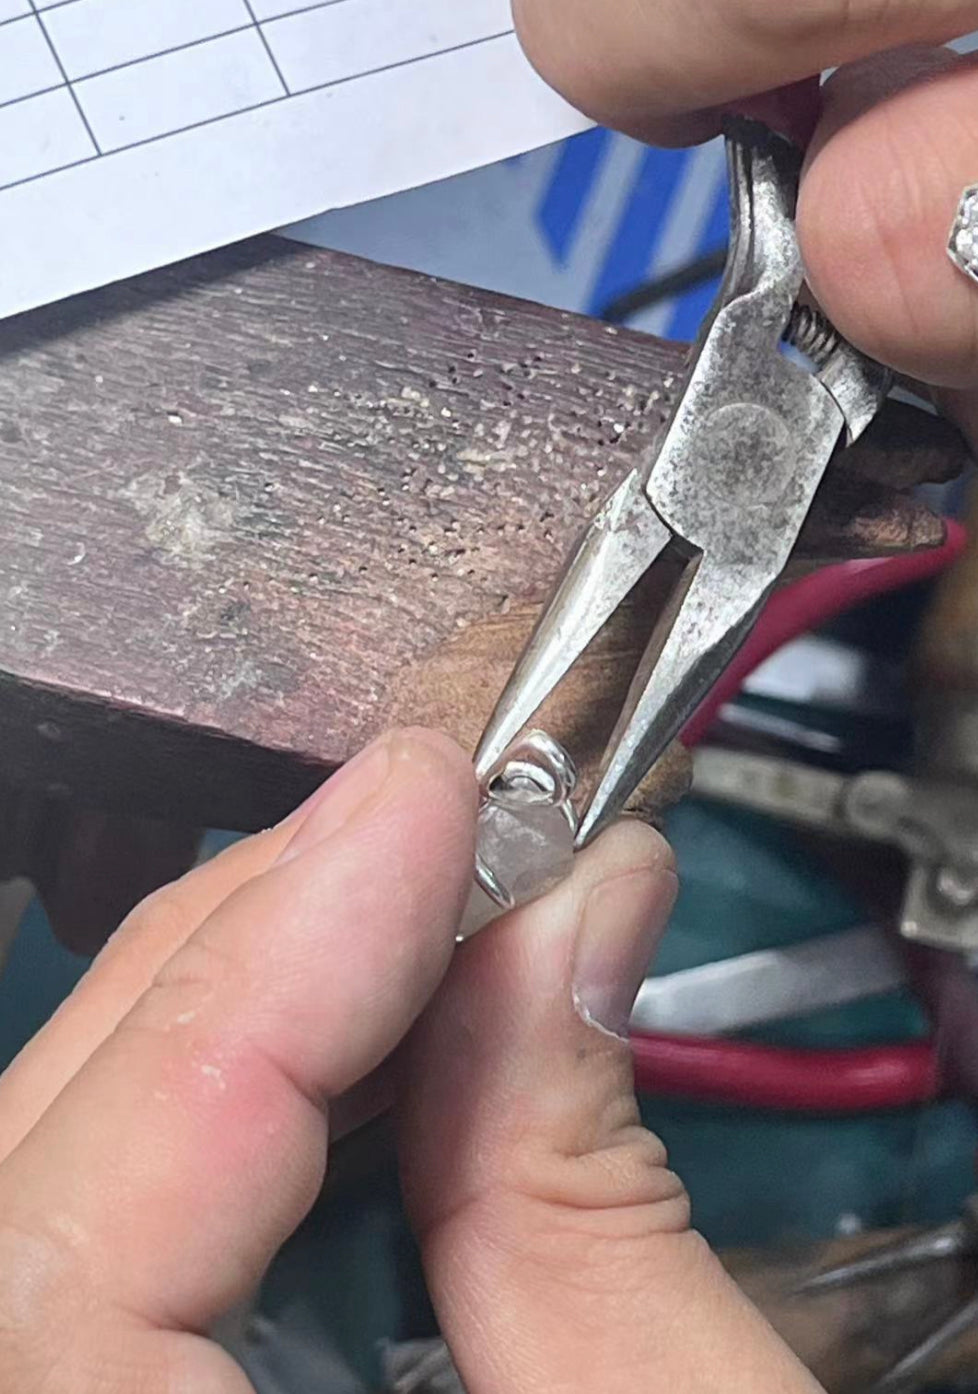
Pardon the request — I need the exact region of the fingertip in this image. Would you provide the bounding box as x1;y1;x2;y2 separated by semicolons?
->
799;48;978;387
378;728;479;898
277;727;477;870
511;0;716;144
567;826;678;1041
726;76;821;148
264;729;478;993
572;819;676;889
390;727;479;811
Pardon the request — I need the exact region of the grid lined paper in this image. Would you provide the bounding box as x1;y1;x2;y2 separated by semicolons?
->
0;0;588;318
3;0;519;188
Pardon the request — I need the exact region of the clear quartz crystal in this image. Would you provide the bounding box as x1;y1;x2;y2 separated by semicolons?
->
471;730;579;919
949;184;978;280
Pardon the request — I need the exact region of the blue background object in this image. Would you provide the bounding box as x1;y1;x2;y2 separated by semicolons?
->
287;129;730;340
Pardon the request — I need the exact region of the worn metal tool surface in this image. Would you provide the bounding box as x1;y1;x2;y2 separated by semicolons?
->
692;746;978;954
472;122;926;903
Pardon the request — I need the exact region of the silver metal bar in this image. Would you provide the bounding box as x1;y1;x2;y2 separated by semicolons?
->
870;1291;978;1394
579;556;768;844
691;747;854;836
712;704;843;754
799;1219;973;1296
475;468;670;780
629;924;905;1037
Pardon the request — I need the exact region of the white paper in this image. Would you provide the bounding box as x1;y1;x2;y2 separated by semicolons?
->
0;0;589;320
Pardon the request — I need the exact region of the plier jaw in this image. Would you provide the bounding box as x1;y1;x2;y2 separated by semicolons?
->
475;118;892;867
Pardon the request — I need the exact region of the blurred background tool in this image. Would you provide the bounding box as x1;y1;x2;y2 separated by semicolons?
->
799;1188;978;1392
620;522;975;1114
690;743;978;955
688;504;978;957
911;487;978;953
628;922;941;1113
631;924;906;1037
803;1194;978;1297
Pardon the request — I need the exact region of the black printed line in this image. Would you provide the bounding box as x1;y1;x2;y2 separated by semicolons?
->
26;0;100;152
0;28;516;192
1;0;364;88
73;24;256;84
253;0;363;18
241;0;291;94
9;0;83;22
0;80;64;110
5;23;281;96
0;149;98;189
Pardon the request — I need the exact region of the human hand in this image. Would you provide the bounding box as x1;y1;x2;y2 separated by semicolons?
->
0;729;818;1392
513;0;978;417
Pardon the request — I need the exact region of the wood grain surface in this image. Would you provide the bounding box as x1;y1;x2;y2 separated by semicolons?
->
0;236;966;837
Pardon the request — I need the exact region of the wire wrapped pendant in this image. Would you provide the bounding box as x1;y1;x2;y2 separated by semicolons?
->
473;730;578;914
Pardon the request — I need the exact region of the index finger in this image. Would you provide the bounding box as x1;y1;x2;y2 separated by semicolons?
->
513;0;978;143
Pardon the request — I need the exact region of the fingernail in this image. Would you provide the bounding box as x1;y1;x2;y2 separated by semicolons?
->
275;736;394;864
572;868;678;1039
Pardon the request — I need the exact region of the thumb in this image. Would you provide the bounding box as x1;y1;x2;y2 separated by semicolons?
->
399;823;821;1394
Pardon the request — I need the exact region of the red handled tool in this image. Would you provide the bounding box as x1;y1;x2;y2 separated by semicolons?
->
628;522;969;1111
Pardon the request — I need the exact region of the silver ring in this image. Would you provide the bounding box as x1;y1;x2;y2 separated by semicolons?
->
948;184;978;283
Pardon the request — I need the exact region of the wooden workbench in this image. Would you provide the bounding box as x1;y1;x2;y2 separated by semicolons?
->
0;235;966;947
